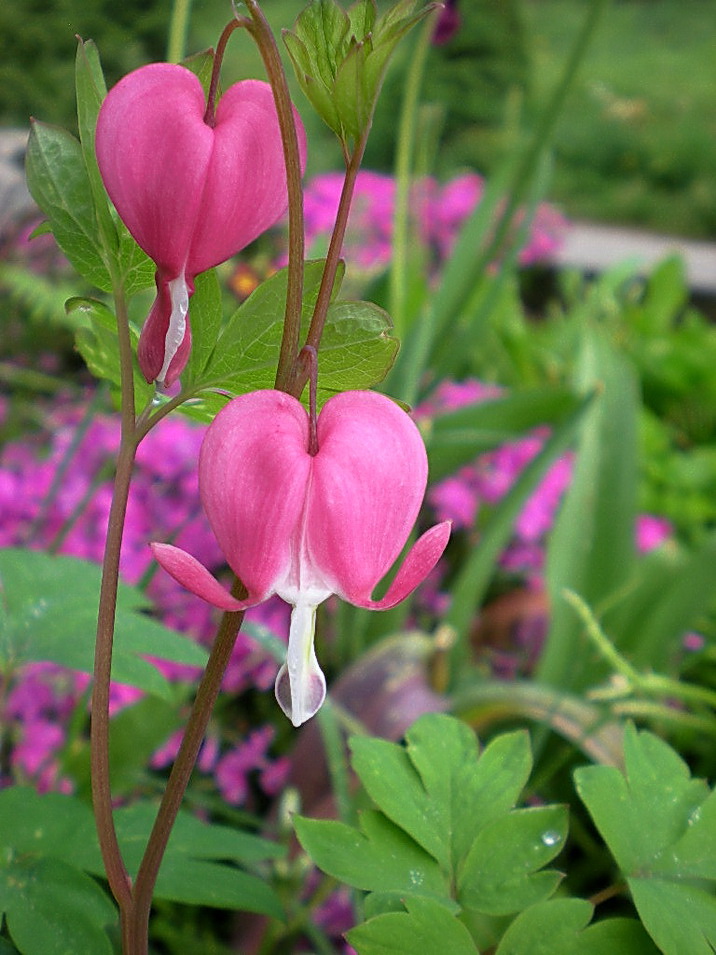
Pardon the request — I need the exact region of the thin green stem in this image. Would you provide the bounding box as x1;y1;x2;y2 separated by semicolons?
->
566;588;716;715
293;129;370;397
166;0;194;64
389;12;437;338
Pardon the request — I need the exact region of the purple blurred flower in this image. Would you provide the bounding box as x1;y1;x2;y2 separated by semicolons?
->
294;170;568;285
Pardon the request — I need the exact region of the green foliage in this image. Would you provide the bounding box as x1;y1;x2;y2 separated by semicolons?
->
0;0;171;129
295;714;568;952
576;724;716;955
284;0;437;146
367;0;531;173
522;0;716;237
187;259;399;409
0;785;285;955
0;549;207;698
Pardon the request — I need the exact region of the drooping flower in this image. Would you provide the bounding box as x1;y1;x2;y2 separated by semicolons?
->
151;389;451;727
96;63;307;386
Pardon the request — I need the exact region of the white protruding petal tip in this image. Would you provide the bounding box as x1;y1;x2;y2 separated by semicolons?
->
275;661;326;727
275;601;327;727
157;274;189;385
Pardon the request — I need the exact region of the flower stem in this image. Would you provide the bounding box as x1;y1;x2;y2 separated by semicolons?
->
90;284;137;915
294;129;370;396
128;592;246;950
241;0;305;396
203;19;243;128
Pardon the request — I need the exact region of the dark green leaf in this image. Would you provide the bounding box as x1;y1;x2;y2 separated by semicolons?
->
1;856;115;955
25;121;111;291
0;549;207;698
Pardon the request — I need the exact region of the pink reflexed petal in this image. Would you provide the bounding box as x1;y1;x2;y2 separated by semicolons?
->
96;63;213;273
187;80;308;275
199;391;311;601
351;521;451;610
306;391;430;601
150;542;249;611
138;271;193;385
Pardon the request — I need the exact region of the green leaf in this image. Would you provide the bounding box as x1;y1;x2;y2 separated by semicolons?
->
538;326;639;691
425;386;583;482
110;804;284;916
293;810;448;900
576;723;716;955
446;392;595;661
347;895;479;955
64;696;185;798
183;268;224;386
458;805;567;916
495;899;659;955
195;260;395;401
0;549;207;698
2;857;115;955
197;260;338;394
74;39;154;296
284;0;436;143
74;39;117;256
605;532;716;670
25;121;111;291
70;296;154;405
350;715;532;873
318;299;398;393
0;787;284;922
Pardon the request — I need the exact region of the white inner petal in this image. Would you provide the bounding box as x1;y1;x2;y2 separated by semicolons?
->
275;597;327;727
157;274;189;385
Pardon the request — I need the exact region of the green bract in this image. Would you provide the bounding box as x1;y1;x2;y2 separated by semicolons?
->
283;0;438;144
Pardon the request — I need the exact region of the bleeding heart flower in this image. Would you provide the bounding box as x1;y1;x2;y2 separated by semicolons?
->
96;63;307;386
151;389;450;726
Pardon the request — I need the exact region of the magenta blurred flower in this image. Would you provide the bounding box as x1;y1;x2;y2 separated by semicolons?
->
152;389;450;727
96;63;307;386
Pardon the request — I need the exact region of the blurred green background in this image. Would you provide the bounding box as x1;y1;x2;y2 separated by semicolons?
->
1;0;715;238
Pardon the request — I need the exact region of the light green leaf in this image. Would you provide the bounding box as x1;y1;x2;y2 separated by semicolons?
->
195;260;395;401
350;715;532;873
576;723;716;955
539;326;639;691
183;268;224;386
69;296;154;406
293;810;448;900
25;122;111;291
425;386;582;481
458;805;567;916
496;899;659;955
347;895;479;955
